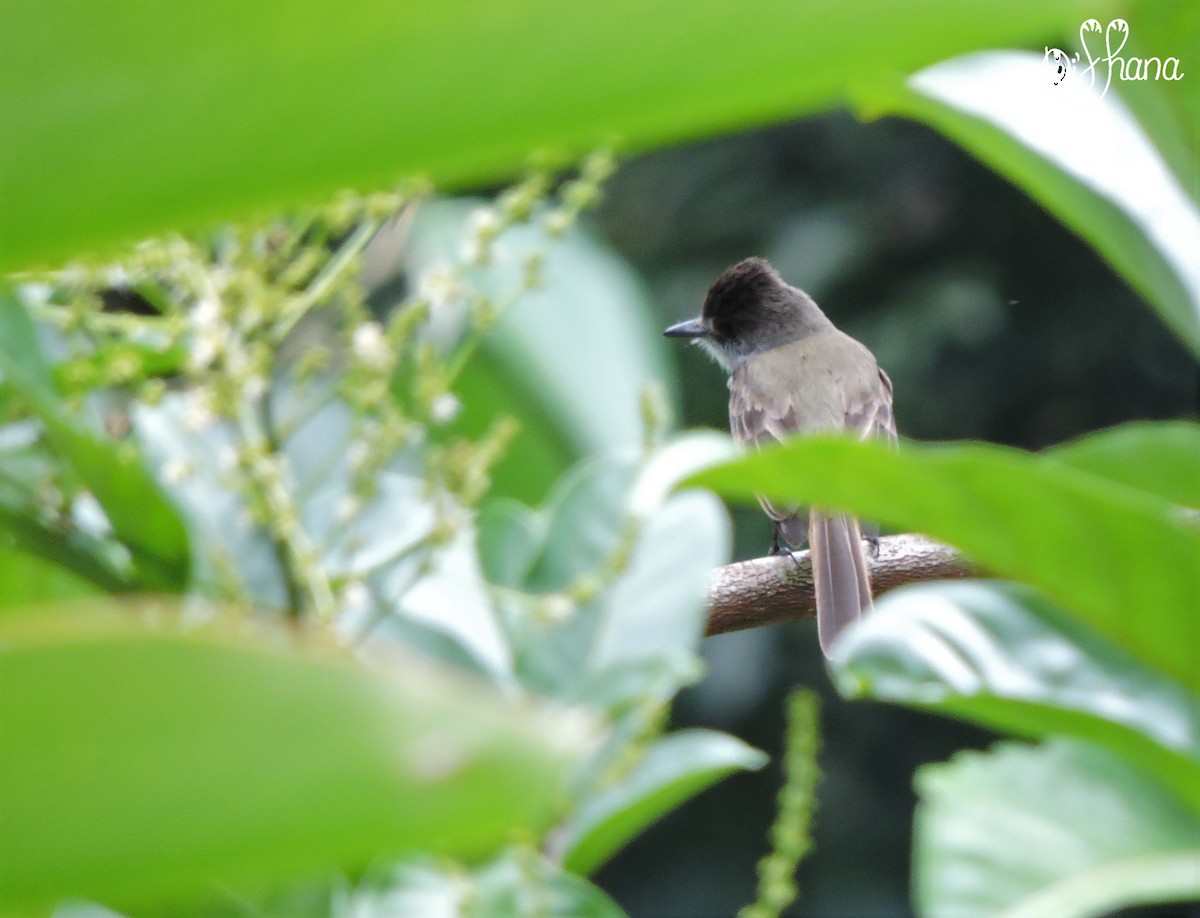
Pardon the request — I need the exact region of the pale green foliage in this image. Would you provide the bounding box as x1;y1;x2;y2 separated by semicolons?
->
0;157;769;916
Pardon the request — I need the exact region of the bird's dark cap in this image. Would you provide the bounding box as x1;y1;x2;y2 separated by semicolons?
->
701;257;787;322
693;258;798;346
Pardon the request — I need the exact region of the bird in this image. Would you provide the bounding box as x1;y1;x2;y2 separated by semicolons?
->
665;257;896;656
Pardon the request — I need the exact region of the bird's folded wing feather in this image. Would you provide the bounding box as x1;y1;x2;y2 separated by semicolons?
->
728;333;895;523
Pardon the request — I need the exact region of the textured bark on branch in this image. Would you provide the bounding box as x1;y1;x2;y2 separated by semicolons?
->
705;534;973;636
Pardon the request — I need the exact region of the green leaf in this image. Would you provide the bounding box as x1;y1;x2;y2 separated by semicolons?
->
0;548;106;608
477;498;547;589
0;505;127;596
560;729;768;875
915;740;1200;918
134;396;285;603
0;295;190;588
28;402;191;589
469;852;627;918
405;200;673;505
346;855;626;918
1112;2;1199;208
1;0;1091;268
450;347;576;506
0;285;56;393
316;469;513;681
0;601;595;912
863;51;1200;356
1046;420;1200;509
590;490;730;674
688;434;1200;693
523;455;640;593
510;449;729;711
833;581;1200;813
52;903;128;918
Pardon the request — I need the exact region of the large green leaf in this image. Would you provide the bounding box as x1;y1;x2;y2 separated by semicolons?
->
1046;420;1200;509
833;580;1200;813
0;601;595;912
1;0;1091;268
915;740;1200;917
863;51;1200;356
560;729;767;875
687;434;1200;692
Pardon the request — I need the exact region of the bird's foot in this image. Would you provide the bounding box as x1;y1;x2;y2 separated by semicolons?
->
769;528;801;566
768;528;786;556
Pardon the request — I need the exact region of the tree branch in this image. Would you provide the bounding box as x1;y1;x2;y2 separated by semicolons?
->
705;534;973;636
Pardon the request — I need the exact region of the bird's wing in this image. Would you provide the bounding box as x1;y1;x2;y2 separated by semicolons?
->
728;339;841;526
730;333;891;446
844;366;897;445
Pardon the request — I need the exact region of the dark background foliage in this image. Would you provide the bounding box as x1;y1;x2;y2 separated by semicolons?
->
588;112;1198;917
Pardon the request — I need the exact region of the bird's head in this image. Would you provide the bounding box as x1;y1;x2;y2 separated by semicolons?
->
664;257;829;371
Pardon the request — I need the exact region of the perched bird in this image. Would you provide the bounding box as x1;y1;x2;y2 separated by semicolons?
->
665;257;896;655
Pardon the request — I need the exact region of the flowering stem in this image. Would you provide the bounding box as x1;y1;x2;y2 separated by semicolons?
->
273;218;381;343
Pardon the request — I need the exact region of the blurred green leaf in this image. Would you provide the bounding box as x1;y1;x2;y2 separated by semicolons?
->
589;490;730;674
688;434;1200;692
0;0;1091;268
133;396;286;603
0;548;106;608
0;506;127;597
469;852;627;918
915;740;1200;917
626;430;737;521
405;200;672;505
345;855;626;918
26;412;191;589
561;729;767;875
833;581;1200;813
451;348;576;506
523;455;640;594
0;602;595;912
0;297;190;588
510;449;729;711
376;521;513;682
477;498;547;589
1117;1;1199;206
1046;420;1200;509
863;51;1200;356
52;903;128;918
311;466;511;678
0;285;56;393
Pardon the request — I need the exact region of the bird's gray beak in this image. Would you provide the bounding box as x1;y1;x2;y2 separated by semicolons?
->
663;317;708;338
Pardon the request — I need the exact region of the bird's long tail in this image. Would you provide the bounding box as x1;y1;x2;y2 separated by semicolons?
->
809;512;873;657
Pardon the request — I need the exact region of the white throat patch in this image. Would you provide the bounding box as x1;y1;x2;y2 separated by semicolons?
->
693;337;741;374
